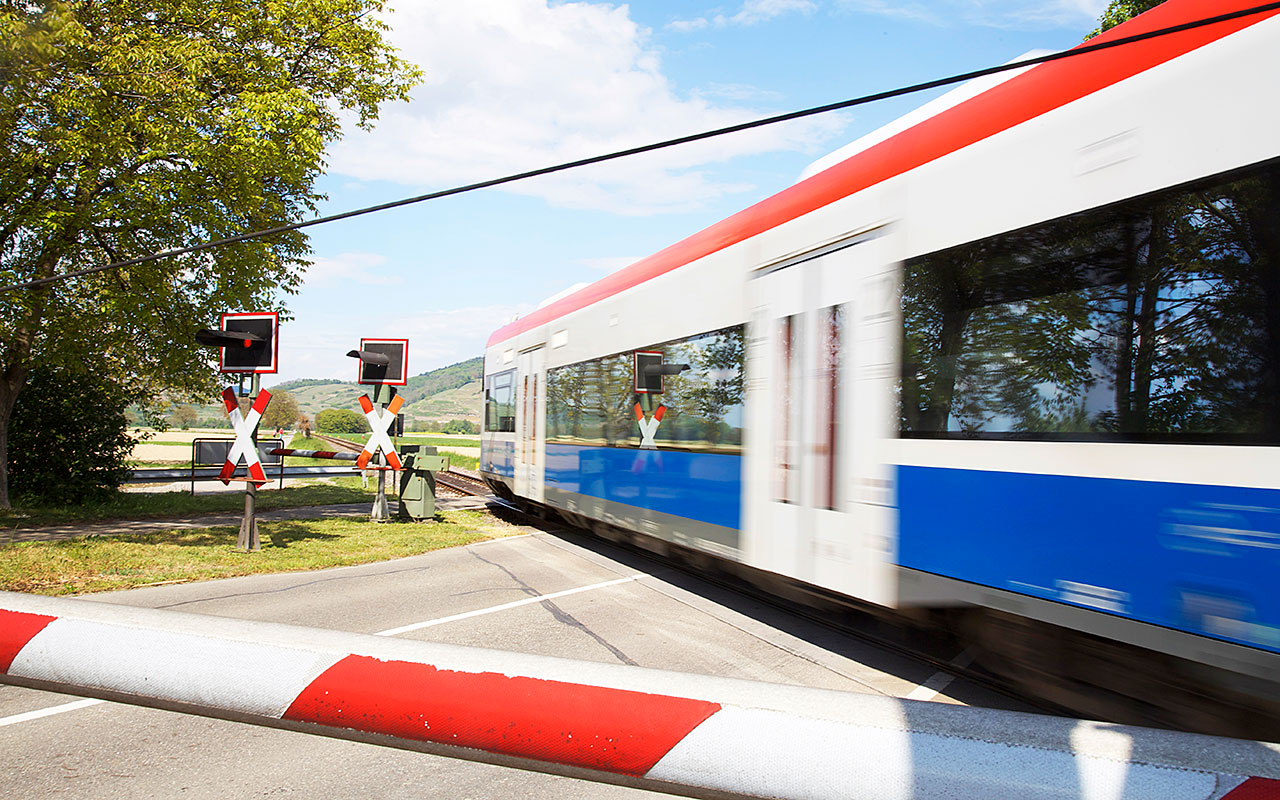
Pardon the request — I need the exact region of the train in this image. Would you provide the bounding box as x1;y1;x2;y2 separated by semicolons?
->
480;0;1280;735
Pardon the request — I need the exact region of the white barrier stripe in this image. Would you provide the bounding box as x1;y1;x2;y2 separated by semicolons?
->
10;618;341;720
375;575;640;637
0;698;104;727
646;706;1221;800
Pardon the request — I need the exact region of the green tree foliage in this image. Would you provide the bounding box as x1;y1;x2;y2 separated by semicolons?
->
259;389;299;432
0;1;419;506
1085;0;1164;39
315;408;366;434
8;363;134;503
441;419;479;435
169;404;198;430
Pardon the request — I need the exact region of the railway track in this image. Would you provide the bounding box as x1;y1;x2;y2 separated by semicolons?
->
311;433;491;498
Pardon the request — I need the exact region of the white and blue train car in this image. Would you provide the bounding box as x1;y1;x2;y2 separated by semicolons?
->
482;0;1280;715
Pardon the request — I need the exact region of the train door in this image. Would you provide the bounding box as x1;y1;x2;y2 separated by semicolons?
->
743;231;897;604
514;346;546;503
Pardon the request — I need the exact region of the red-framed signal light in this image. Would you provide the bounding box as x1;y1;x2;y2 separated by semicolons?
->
216;312;278;374
354;338;408;386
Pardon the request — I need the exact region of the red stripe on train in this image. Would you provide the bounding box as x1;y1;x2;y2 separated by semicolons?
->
283;654;720;775
487;0;1279;348
0;610;56;673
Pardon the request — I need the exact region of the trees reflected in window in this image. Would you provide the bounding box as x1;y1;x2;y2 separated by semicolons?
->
547;326;745;452
901;158;1280;443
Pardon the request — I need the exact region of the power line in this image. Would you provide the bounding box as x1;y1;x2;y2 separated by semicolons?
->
5;1;1279;293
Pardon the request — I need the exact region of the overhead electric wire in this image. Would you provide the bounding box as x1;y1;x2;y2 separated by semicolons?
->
5;1;1280;294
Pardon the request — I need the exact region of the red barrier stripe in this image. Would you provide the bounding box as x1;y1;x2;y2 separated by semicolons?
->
359;395;374;414
0;609;56;673
251;389;272;416
1225;778;1280;799
221;387;238;415
284;655;721;775
486;0;1279;348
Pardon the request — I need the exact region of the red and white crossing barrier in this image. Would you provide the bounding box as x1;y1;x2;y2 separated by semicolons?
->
357;394;402;470
1;591;1277;799
267;448;359;461
219;387;272;485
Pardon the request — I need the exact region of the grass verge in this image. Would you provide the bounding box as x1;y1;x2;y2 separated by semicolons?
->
0;478;372;529
1;509;524;596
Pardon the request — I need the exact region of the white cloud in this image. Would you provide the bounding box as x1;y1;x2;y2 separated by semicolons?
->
270;302;532;386
302;252;401;288
837;0;1107;29
326;0;846;215
670;0;817;31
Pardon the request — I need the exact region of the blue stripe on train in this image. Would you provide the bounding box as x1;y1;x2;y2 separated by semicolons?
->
545;444;742;530
898;465;1280;654
482;440;515;477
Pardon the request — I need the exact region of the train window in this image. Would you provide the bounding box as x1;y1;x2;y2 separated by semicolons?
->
485;369;516;433
546;325;745;452
815;305;844;509
901;157;1280;444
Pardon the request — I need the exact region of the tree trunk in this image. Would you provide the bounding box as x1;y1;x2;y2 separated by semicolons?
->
0;364;30;509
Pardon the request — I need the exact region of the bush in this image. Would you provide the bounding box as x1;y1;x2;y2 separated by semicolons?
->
9;365;135;503
315;408;366;434
441;419;479;435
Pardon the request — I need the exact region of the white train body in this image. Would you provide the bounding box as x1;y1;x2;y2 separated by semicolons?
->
482;0;1280;685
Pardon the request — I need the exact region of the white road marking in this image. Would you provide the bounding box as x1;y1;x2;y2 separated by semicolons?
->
0;698;104;727
375;575;640;637
906;648;975;702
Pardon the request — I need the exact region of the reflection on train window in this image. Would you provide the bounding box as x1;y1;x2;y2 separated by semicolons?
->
815;305;844;509
901;157;1280;444
485;369;516;433
546;326;745;452
775;315;798;503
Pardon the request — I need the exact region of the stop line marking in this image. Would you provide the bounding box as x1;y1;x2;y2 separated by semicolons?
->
1;573;641;728
375;575;641;637
0;697;104;727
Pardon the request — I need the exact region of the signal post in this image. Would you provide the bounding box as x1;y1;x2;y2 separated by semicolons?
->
194;312;279;551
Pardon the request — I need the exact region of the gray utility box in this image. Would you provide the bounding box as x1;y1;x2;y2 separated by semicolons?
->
397;444;450;521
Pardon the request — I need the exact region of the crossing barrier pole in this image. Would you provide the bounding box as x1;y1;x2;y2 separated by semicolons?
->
1;591;1277;800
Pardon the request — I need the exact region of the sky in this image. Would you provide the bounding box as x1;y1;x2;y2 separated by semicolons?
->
265;0;1111;388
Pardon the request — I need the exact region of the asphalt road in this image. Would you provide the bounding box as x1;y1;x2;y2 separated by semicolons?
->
1;513;1030;798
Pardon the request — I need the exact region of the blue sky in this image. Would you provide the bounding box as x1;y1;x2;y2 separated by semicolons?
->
268;0;1109;387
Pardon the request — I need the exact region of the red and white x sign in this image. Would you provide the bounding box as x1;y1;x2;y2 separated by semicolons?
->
219;387;272;485
357;394;403;470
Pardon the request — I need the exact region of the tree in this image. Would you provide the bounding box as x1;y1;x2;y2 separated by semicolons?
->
259;389;298;432
169;404;198;430
8;362;134;503
441;419;478;435
0;1;419;507
315;408;365;434
1085;0;1164;39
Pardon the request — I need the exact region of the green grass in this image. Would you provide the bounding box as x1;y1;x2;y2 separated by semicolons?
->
0;509;524;595
0;478;372;529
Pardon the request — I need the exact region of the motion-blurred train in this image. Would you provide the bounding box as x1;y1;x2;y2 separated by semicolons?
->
482;0;1280;733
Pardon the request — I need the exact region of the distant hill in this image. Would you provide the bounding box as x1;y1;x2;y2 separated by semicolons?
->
256;357;483;426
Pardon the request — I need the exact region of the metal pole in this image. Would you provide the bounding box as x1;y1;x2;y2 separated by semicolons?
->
371;384;390;522
238;374;262;551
